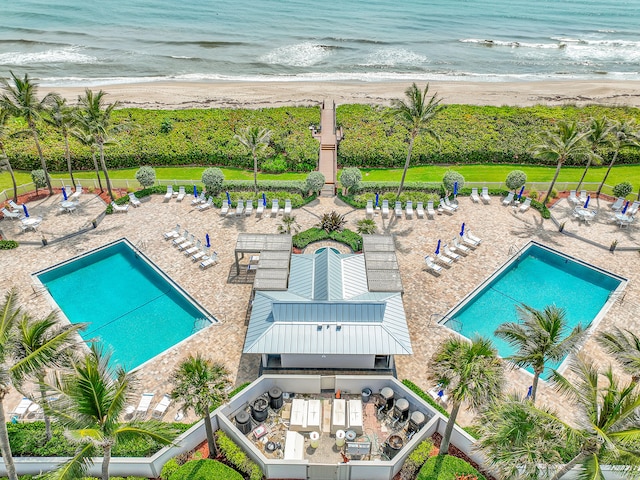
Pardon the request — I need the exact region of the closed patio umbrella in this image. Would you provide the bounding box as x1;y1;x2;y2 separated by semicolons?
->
622;201;629;214
226;191;231;205
375;192;379;208
193;185;198;198
460;222;465;237
262;193;267;207
435;239;441;255
518;185;525;200
205;233;210;248
22;204;29;218
453;182;458;197
62;188;68;201
583;195;590;209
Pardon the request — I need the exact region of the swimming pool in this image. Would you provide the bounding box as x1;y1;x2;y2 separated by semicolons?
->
36;239;215;371
442;242;625;374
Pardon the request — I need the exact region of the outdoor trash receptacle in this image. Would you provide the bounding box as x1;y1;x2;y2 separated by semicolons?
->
361;387;372;403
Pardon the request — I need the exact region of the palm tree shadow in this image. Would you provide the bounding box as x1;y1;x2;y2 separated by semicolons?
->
509;212;563;247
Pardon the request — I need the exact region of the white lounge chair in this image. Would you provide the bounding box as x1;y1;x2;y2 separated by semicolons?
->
502;192;514;206
177;234;195;251
284;199;292;217
426;201;435;219
198;197;213;211
64;186;73;199
128;192;141;207
381;200;389;219
191;193;202;205
184;239;201;256
110;201;129;213
2;207;24;220
152;394;171;419
481;187;491;204
235;200;245;216
628;201;640;217
192;245;210;262
394;201;402;218
470;188;480;203
519;198;532;212
172;229;189;246
365;200;374;219
466;230;482;245
176;186;186;202
424;256;442;275
164;185;173;202
610;197;624;211
70;185;83;201
200;252;219;269
443;244;460;261
406;200;414;219
578;190;587;203
439;199;454;215
416;201;424;219
219;200;229;215
8;200;23;212
256;201;264;217
163;224;180;240
435;252;454;266
135;393;154;418
10;398;33;420
453;236;471;254
271;199;279;217
461;232;480;248
245;200;253;216
444;197;458;211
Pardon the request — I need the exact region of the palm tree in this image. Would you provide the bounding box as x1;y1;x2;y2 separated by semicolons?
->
13;312;85;442
597;327;640;382
548;355;640;480
47;344;173;480
72;130;103;192
495;304;585;403
596;119;640;197
170;354;230;458
0;108;18;202
0;72;56;195
531;121;590;205
429;335;504;455
45;96;77;188
390;83;443;199
575;117;613;193
234;126;272;193
74;89;120;200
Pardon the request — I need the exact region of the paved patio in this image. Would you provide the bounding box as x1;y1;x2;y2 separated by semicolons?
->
2;192;639;427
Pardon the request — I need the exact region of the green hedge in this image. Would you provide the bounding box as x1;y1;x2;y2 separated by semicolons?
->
169;459;243;480
402;380;450;418
215;430;263;480
417;455;487;480
292;227;363;252
0;240;19;249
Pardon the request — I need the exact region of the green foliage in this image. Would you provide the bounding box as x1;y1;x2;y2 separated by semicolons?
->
215;430;263;480
160;118;174;134
417;455;486;480
223;179;307;195
202;167;224;195
292;227;362;252
356;218;377;235
135;165;156;188
228;382;251;398
531;199;551;219
613;181;634;197
330;229;363;252
317;211;347;232
401;440;435;479
261;156;288;174
528;189;539;200
277;215;301;234
442;170;465;193
401;380;450;419
305;171;325;193
505;169;527;191
161;458;181;480
292;227;328;248
169;459;243;480
0;239;19;249
356;180;442;193
339;167;362;193
30;169;47;189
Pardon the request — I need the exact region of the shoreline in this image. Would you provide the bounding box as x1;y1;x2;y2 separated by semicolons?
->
48;79;640;110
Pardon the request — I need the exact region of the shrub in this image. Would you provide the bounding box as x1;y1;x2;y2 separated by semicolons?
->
400;440;435;480
528;189;539;200
417;455;486;480
160;118;173;134
293;227;329;249
329;228;362;252
402;380;450;419
202;167;224;195
169;459;243;480
215;431;263;480
31;169;47;193
339;167;362;193
161;458;181;480
305;171;325;194
228;382;251;398
317;211;346;232
505;170;527;191
277;215;301;234
0;240;19;249
612;181;633;198
135;166;156;188
442;170;465;195
356;218;377;235
261;157;288;174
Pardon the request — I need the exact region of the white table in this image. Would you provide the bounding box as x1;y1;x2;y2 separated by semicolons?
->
574;208;596;224
615;212;633;227
61;200;79;213
21;217;42;231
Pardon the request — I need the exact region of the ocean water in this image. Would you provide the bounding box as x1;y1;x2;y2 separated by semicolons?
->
1;0;639;85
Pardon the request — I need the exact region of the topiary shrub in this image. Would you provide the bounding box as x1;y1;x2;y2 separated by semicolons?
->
306;171;325;194
505;170;527;192
0;240;19;249
612;181;633;198
135;166;156;188
215;431;262;480
160;458;181;480
31;169;47;194
202;167;225;196
442;170;465;195
417;455;486;480
160;118;173;134
169;459;243;480
339;167;362;194
400;439;435;480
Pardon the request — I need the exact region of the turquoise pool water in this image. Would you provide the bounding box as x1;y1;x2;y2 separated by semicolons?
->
443;242;623;374
37;240;213;371
315;247;340;255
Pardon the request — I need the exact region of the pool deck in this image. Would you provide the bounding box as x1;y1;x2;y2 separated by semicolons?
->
2;192;639;427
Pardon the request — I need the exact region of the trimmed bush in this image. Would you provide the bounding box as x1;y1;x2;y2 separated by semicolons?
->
161;458;181;480
417;455;486;480
442;170;465;194
261;157;288;174
613;181;634;198
135;165;156;187
169;459;243;480
505;170;527;191
305;171;325;194
31;169;47;193
0;240;19;249
339;167;362;193
401;440;435;479
215;431;262;480
202;167;224;195
292;227;362;252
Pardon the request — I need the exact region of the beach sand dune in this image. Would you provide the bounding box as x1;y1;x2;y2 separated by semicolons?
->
50;80;640;110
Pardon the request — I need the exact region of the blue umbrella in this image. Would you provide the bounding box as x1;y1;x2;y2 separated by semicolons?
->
205;233;210;248
375;192;379;208
193;185;198;198
622;201;629;214
460;222;465;237
453;181;458;197
62;188;68;201
526;385;533;399
226;191;231;205
262;193;267;207
435;239;441;255
22;204;29;218
518;185;525;200
583;195;590;209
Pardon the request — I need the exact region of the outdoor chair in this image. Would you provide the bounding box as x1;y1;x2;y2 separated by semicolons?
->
381;200;389;218
176;186;186;202
163;185;173;202
8;200;23;212
470;188;480;203
256;201;264;217
163;224;180;240
135;393;154;419
424;256;442;275
70;185;83;201
271;199;279;217
219;200;229;215
245;200;253;216
184;239;201;256
444;197;458;211
439;199;455;215
172;229;189;246
128;192;142;207
610;197;624;211
406;200;414;219
235;200;245;216
443;244;460;261
426;201;435;219
416;201;424;219
110;201;129;213
519;197;531;212
481;187;491;204
192;245;210;262
435;252;454;266
451;237;470;255
394;201;402;218
466;230;482;245
198;197;214;211
2;207;24;220
366;200;374;219
177;234;195;251
200;252;219;269
284;199;292;217
502;192;514;206
152;394;171;419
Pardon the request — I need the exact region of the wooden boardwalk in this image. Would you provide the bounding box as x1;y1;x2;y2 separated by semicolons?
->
312;100;342;196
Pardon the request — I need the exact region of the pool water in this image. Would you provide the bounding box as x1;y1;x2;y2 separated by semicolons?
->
315;247;341;255
37;240;213;371
443;242;623;375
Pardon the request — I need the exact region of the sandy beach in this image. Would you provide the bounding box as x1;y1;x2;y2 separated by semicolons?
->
49;80;640;110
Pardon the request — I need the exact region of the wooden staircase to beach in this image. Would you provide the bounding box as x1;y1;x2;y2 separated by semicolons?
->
312;100;343;197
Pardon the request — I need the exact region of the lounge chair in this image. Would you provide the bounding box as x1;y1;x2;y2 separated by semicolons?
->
135;393;154;418
70;185;83;201
610;197;624;211
184;239;201;256
435;252;454;266
284;199;292;217
426;201;435;219
424;256;442;275
394;201;402;218
219;200;229;215
470;188;480;203
451;237;470;255
177;234;195;251
198;197;213;211
444;197;458;211
366;200;374;219
578;190;587;203
416;201;424;219
192;245;210;262
176;186;186;202
519;198;532;212
64;186;73;199
245;200;253;216
256;201;264;217
466;230;482;245
164;185;173;202
271;199;279;217
628;201;640;217
481;187;491;204
163;224;180;240
128;192;142;207
152;394;172;419
443;244;460;261
502;192;514;206
406;200;414;219
172;229;189;246
381;200;389;219
10;398;33;420
439;199;455;215
191;193;203;205
2;207;24;220
8;199;23;212
110;201;129;213
429;388;449;406
235;200;244;216
200;252;219;269
227;200;237;217
461;232;480;248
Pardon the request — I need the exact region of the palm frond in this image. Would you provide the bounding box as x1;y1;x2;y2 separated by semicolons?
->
41;442;96;480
